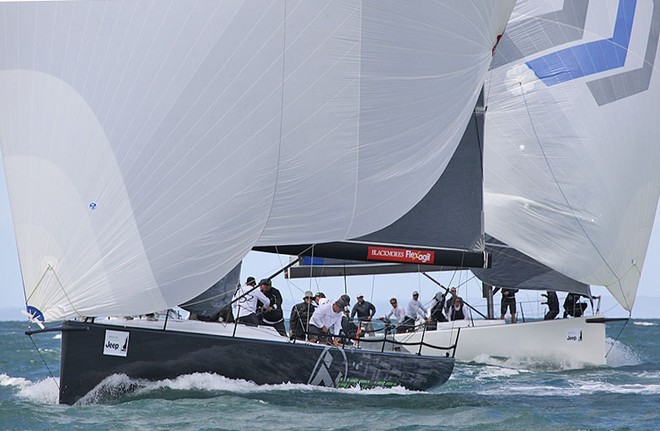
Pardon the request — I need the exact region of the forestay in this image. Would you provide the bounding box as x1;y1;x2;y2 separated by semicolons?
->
0;1;514;320
484;0;660;310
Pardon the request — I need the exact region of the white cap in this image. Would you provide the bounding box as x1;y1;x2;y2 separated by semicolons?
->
357;293;365;298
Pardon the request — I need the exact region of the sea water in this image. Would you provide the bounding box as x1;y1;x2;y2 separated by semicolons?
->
0;319;658;431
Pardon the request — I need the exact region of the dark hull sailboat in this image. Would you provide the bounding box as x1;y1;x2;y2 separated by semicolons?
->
57;320;454;405
1;1;515;405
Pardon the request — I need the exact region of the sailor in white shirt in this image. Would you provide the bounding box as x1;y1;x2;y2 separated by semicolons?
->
309;298;346;346
379;297;407;327
407;291;427;321
232;276;272;326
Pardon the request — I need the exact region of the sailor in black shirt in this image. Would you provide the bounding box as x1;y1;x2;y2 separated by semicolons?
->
257;278;287;336
350;294;376;335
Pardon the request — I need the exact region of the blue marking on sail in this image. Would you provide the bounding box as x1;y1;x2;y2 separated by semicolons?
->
527;0;636;86
26;305;45;322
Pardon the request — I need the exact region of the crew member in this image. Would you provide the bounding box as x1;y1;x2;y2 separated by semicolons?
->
427;291;447;328
542;291;560;320
379;297;408;333
351;293;376;335
308;298;346;346
232;276;272;326
403;291;427;332
290;290;315;341
258;278;287;336
500;288;518;323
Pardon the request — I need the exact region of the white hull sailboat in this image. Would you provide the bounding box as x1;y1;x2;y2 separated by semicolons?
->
394;317;607;368
281;0;660;369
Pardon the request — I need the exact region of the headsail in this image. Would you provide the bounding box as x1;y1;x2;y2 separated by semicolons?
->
0;1;515;320
484;0;660;310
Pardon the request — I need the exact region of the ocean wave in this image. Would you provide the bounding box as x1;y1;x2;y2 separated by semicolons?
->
76;372;419;405
571;380;660;395
476;378;660;397
460;363;529;380
0;373;59;404
633;321;657;327
464;353;595;372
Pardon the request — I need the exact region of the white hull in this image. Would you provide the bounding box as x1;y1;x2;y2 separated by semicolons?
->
392;316;607;369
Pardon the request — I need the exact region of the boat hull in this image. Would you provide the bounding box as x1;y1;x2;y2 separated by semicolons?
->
392;317;607;368
59;320;454;404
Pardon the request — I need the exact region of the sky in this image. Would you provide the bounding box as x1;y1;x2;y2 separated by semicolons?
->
1;157;659;321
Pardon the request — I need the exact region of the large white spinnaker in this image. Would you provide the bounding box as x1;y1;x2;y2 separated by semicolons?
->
0;1;514;321
485;0;660;311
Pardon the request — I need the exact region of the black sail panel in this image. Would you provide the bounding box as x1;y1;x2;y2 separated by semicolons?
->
472;235;591;296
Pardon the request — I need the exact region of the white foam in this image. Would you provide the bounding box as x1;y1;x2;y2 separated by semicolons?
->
605;338;642;367
467;353;588;372
137;372;416;396
572;380;660;395
0;373;60;404
477;384;581;397
633;321;657;326
476;377;660;397
465;364;528;380
76;372;418;404
0;373;31;388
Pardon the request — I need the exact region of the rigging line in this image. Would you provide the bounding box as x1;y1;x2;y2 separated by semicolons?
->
309;245;315;293
50;264;85;318
27;332;59;391
0;157;28;308
178;287;234;308
342;262;348;295
345;2;363;238
475;86;485;178
28;265;84;319
518;82;627;304
605;316;631;358
369;274;375;303
257;0;288;242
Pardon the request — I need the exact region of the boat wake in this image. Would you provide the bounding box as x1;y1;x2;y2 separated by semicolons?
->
0;373;59;405
467;353;594;372
75;372;418;405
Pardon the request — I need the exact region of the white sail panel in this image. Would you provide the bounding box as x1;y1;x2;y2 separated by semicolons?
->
258;0;515;243
485;0;660;310
0;0;514;320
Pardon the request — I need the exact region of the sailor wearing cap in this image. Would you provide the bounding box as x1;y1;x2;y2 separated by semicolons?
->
407;291;427;321
313;291;328;306
308;297;346;347
232;276;272;326
426;291;448;326
289;291;315;341
258;278;287;336
400;291;426;333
